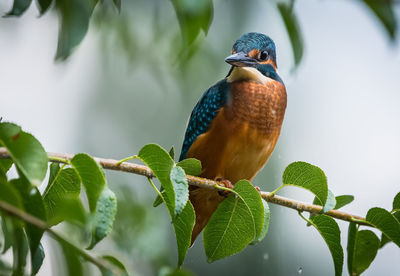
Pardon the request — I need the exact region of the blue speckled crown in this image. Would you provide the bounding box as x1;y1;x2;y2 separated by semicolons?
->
232;32;276;62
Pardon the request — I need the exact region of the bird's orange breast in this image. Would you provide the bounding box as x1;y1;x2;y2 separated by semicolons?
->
186;79;287;183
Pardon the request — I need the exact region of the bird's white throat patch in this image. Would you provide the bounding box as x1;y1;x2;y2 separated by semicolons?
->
227;66;271;84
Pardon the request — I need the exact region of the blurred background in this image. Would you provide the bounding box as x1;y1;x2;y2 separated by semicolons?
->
1;0;400;275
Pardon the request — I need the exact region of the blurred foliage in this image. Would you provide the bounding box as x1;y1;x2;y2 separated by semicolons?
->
171;0;213;45
3;0;398;66
277;2;303;66
112;185;170;273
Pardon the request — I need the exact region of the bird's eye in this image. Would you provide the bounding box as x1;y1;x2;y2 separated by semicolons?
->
260;51;268;60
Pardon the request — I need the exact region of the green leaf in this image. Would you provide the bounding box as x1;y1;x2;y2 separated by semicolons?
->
1;217;15;253
173;201;195;266
0;258;13;275
322;190;336;213
153;191;165;207
309;190;336;225
170;166;189;218
380;211;400;247
3;0;32;17
204;180;264;262
348;223;380;275
46;197;86;227
138;144;175;216
43;167;81;226
71;153;106;213
112;0;121;13
394;211;400;222
204;192;253;262
0;178;24;255
234;180;264;238
176;158;202;176
312;189;336;213
152;153;191;208
366;207;400;247
334;195;354;210
0;122;48;186
362;0;397;40
393;192;400;210
0;177;23;210
37;0;52;15
282;161;328;205
88;188;117;249
101;255;128;276
169;146;175;160
171;0;213;45
277;3;304;66
0;159;13;178
380;232;390;248
310;215;343;276
12;227;29;276
60;240;83;276
347;222;357;275
351;230;380;275
47;163;60;189
153;156;195;209
55;0;97;60
12;178;46;271
251;199;270;245
31;243;45;275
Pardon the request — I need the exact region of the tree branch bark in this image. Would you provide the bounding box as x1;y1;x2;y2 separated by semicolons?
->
0;148;369;225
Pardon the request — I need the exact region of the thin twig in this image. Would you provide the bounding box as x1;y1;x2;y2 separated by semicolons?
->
0;148;369;225
0;200;125;275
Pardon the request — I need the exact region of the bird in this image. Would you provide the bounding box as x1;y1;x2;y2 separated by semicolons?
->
179;32;287;244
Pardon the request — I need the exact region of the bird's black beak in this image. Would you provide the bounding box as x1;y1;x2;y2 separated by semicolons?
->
225;52;258;67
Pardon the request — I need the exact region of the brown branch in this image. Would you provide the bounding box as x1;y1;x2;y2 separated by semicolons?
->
0;148;369;225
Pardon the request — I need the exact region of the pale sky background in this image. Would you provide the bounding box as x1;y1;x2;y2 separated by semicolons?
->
1;0;400;275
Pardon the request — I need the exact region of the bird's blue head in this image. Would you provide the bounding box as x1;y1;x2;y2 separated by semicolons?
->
225;32;277;69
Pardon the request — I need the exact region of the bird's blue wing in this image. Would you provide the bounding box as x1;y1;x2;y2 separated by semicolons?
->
179;79;229;161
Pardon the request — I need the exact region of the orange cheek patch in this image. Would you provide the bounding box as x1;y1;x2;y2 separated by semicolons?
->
248;49;260;59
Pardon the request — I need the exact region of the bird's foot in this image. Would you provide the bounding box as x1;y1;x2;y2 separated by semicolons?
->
254;185;263;196
216;178;233;197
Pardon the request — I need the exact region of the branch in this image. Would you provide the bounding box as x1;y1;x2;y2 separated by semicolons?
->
0;200;125;275
0;148;369;225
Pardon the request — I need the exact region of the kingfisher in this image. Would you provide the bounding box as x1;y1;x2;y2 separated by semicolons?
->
179;32;287;243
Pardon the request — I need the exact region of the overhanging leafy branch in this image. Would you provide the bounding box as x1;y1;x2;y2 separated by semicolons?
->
0;148;368;224
0;200;126;276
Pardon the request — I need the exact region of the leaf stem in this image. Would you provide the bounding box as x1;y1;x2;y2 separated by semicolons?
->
269;184;287;197
116;155;138;165
49;156;70;164
0;200;126;275
213;184;234;193
147;177;164;202
298;210;315;227
350;217;369;225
